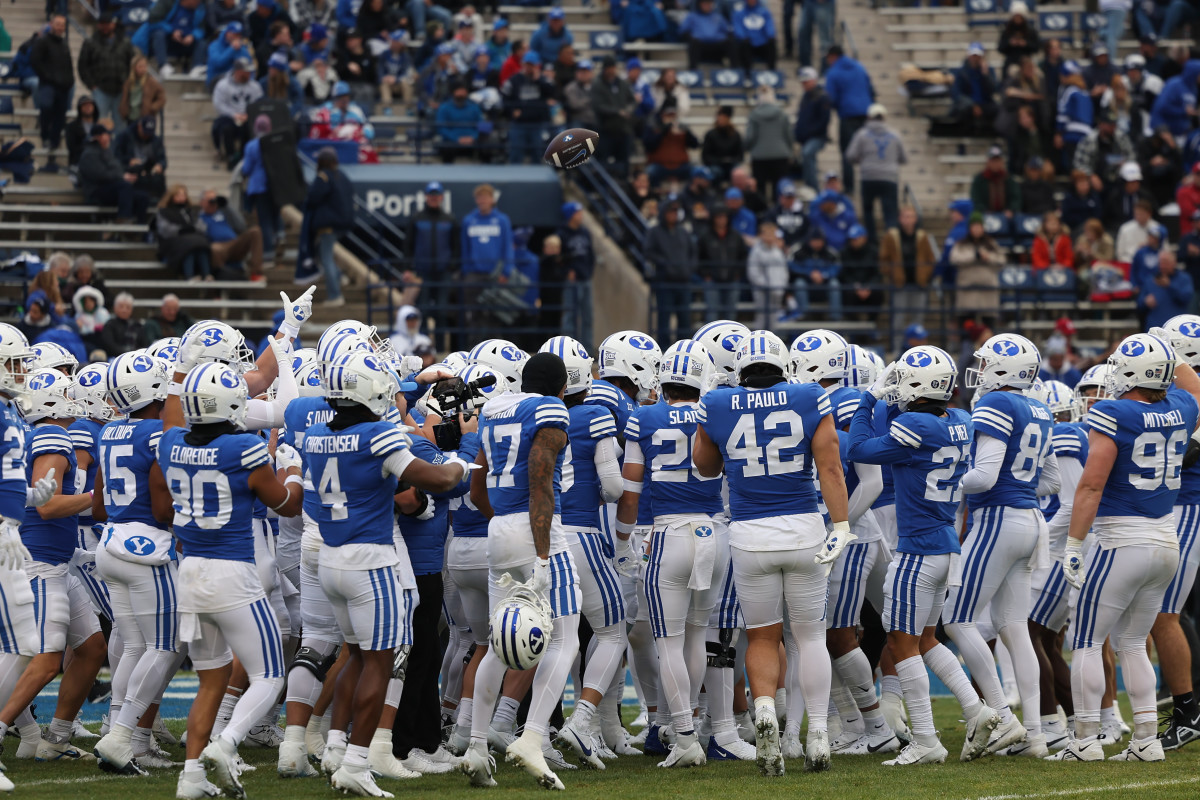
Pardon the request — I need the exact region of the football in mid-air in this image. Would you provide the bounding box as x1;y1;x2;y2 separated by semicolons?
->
544;128;599;169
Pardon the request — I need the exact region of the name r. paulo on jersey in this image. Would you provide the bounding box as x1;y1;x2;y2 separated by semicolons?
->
169;445;220;466
729;390;789;410
1144;409;1188;427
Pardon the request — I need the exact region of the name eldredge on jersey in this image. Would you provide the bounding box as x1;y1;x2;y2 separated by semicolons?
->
169;445;220;466
728;389;788;411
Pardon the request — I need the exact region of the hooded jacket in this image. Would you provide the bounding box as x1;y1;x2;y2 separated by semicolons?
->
644;212;696;283
745;101;793;161
845;119;907;183
825;55;874;118
71;285;111;336
79;27;137;96
1150;60;1200;137
389;305;434;358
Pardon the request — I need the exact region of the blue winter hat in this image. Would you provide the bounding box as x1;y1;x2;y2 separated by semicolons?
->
949;199;973;217
777;178;797;196
522;50;541;65
561;202;583;219
905;323;929;341
548;7;566;20
309;23;328;41
578;58;594;70
436;42;456;56
691;165;712;181
389;29;408;43
424;181;444;194
1061;60;1082;76
626;57;642;70
493;18;509;30
724;187;743;201
814;190;837;206
268;51;289;71
332;81;351;98
225;21;244;35
848;224;867;240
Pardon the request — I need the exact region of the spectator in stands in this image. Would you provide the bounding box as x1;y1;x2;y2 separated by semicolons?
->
745;87;793;205
951;43;998;136
1106;160;1152;227
485;20;511;71
971;144;1021;218
734;0;777;71
336;28;378;104
200;188;266;281
261;51;305;115
460;183;514;324
724;188;757;240
564;59;597;129
240;115;280;263
1040;39;1063;123
118;56;167;134
701;106;744;186
450;19;480;73
698;206;749;321
682;0;734;69
590;57;637;179
1102;74;1137;142
747;220;788;327
619;0;668;43
30;265;68;320
132;0;207;76
498;38;524;85
154;185;213;282
212;58;263;169
436;81;485;163
300;23;334;65
143;293;196;341
951;213;1006;326
1141;247;1192;327
31;14;73;174
996;56;1046;151
300;148;353;306
72;284;110;352
502;51;558;165
1126;55;1164;127
406;181;457;310
79;13;137;133
1131;221;1166;290
824;44;874;191
65;255;109;307
538;234;565;330
651;68;691;117
808;190;857;253
1098;0;1130;63
936;199;973;282
1150;59;1200;138
1140;33;1168;76
79;124;150;224
1032;210;1075;270
767;179;808;250
47;253;71;303
645;195;697;343
731;166;768;214
1180;211;1200;282
1021;157;1056;216
846;102;905;244
1072;107;1135;189
552;45;579;94
1116;197;1157;262
466;44;501;103
996;2;1040;73
378;30;415;109
793;67;830;192
248;0;293;54
299;54;337;103
408;0;453;38
1006;105;1045;176
207;22;253;90
1038;335;1082;386
558;202;595;347
357;0;402;44
1060;170;1103;233
99;293;148;357
258;21;301;76
683;166;716;214
1138;126;1183;208
1178;163;1200;235
782;227;841;322
841;223;880;319
626;58;656;128
1160;0;1199;39
17;295;54;345
418;44;459;111
644;102;700;186
879;205;935;350
1074;217;1115;270
531;8;573;65
1083;44;1117;101
65;96;100;172
797;0;834;69
209;0;248;36
114;116;168;202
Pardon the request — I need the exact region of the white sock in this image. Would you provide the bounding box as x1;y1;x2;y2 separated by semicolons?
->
571;698;596;728
896;655;937;745
833;649;882;713
48;717;73;742
923;643;982;720
945;621;1012;722
327;729;348;750
880;674;902;700
998;623;1041;734
212;691;240;736
131;726;152;754
455;697;473;731
830;669;863;735
493;696;520;731
284;725;304;745
343;743;369;768
1042;715;1065;736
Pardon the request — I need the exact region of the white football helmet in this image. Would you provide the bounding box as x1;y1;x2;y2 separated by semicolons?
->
23;368;83;422
1074;363;1112;416
69;362;116;422
320;319;393;360
884;346;958;408
29;341;78;374
966;333;1041;392
0;323;34;397
295;363;324;397
468;339;529;391
538;336;593;395
735;330;789;380
842;344;882;389
598;330;661;401
147;337;181;367
1024;377;1049;405
692;320;751;385
659;340;713;392
107;352;171;414
1156;314;1200;367
458;364;511;407
290;348;318;376
325;351;399;416
1105;333;1176;398
789;329;849;383
180;321;256;373
488;582;554;671
181;363;250;428
1042;379;1078;421
317;333;373;382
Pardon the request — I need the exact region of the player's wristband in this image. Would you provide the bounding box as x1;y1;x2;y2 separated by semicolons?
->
615;520;636;537
167;381;183;397
278;322;300;341
284;475;303;488
622;478;643;494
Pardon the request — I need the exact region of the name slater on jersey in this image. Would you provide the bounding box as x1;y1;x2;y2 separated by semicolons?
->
949;423;970;442
729;390;788;410
101;425;135;441
668;408;699;425
1143;409;1186;428
169;445;219;466
306;434;362;453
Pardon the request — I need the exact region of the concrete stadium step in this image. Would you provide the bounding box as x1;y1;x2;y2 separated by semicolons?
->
0;204;117;217
0;238;154;256
108;278;279;295
0;221;146;235
497;5;610;17
511;22;618;34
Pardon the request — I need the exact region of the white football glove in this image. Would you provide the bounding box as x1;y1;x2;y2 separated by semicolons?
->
867;363;897;401
0;519;31;572
275;443;301;474
613;535;639;578
280;286;317;332
176;330;207;375
1062;537;1084;590
25;467;56;508
815;521;857;566
531;557;551;596
70;547;96;568
415;495;436;521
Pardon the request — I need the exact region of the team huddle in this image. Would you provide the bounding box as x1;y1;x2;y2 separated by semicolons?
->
0;288;1199;798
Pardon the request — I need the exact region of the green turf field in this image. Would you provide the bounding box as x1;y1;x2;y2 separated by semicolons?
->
5;699;1200;800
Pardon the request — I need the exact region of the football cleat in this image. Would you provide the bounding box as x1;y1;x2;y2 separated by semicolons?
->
0;772;12;792
460;745;497;788
604;727;642;756
153;714;179;747
1160;706;1200;751
834;730;901;755
781;731;805;760
999;732;1048;758
506;731;565;790
72;718;99;740
35;737;96;762
367;739;419;779
487;725;515;754
986;717;1028;755
1046;731;1071;752
541;743;577;771
883;740;948;766
1044;737;1104;761
556;717;605;770
445;726;471;757
244;722;285;748
1109;737;1165;762
642;724;668;755
804;730;831;773
1099;720;1125;746
199;739;244;800
330;764;394;798
320;741;346;775
657;738;706;768
402;746;460;774
755;711;784;777
277;740;317;778
133;742;181;769
94;733;148;776
961;705;1001;762
707;737;756;761
735;711;756;743
829;731;864;754
175;770;222;799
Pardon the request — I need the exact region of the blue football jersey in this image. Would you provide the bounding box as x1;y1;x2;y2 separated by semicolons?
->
1170;387;1200;505
450;496;488;537
1041;421;1089;520
871;401;897;509
479;395;570;516
826;385;865;429
98;418;165;528
626;401;722;515
282;396;335;476
69;418;102;526
23;424;80;565
584;379;636;437
304;420;410;547
697;381;830;522
848;397;973;555
158;428;272;562
0;398;29;523
1088;392;1200;518
969;391;1054;510
560;405;618;528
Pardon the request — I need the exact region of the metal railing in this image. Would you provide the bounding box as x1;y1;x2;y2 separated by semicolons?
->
570;159;649;272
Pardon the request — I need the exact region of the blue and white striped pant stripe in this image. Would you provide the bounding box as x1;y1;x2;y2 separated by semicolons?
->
1163;504;1200;615
571;529;625;628
548;551;580;619
1071;547;1117;651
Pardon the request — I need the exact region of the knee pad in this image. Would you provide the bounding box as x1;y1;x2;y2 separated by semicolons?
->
464;641;477;665
289;644;339;682
392;644;412;681
705;630;736;669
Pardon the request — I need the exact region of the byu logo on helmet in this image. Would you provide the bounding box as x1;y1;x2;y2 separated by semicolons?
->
529;626;546;655
1180;322;1200;338
1121;339;1147;357
797;335;823;352
304;371;322;388
362;355;381;371
992;340;1019;356
628;335;655;351
159;346;178;361
500;346;523;361
131;355;155;372
27;373;54;391
78;370;103;387
695;526;713;538
200;328;225;347
905;350;932;367
124;536;157;556
721;334;744;352
218;369;241;389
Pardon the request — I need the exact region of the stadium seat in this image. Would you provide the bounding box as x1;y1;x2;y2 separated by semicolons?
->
113;0;154;27
983;212;1012;248
1035;265;1077;302
676;70;705;90
298;138;359;164
1013;214;1042;244
752;70;785;91
589;30;621;53
1000;265;1035;305
1038;10;1074;41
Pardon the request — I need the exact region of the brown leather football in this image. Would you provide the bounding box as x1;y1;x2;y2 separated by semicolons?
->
543;128;600;169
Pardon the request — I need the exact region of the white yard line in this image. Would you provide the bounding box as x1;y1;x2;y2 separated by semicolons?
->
973;777;1200;800
19;775;125;788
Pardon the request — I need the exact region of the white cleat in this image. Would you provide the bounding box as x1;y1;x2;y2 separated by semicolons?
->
135;742;181;769
487;725;515;754
829;731;864;754
460;745;498;787
73;718;99;740
1046;731;1070;752
305;726;326;762
961;705;1001;762
320;741;346;776
0;772;12;793
556;717;605;770
881;693;911;742
1099;719;1125;746
402;746;460;774
330;764;394;797
629;726;648;746
834;730;901;755
999;733;1048;758
735;711;756;744
986;717;1027;755
506;731;565;790
754;711;784;777
277;740;318;777
541;744;577;771
153;713;179;747
14;737;40;760
35;736;96;762
245;723;285;748
804;730;831;773
630;710;648;729
100;713;111;737
445;726;471;757
605;728;642;756
199;739;244;799
1109;737;1165;762
367;740;420;779
883;740;948;765
657;738;706;768
175;770;221;799
781;731;805;760
1044;737;1104;761
94;732;147;776
709;736;757;761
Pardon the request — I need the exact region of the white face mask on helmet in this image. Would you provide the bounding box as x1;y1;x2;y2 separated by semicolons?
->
0;323;35;399
692;320;750;386
538;336;593;395
319;319;394;361
488;583;553;671
884;346;958;409
965;333;1041;393
1074;363;1112;417
597;330;661;401
23;368;84;423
